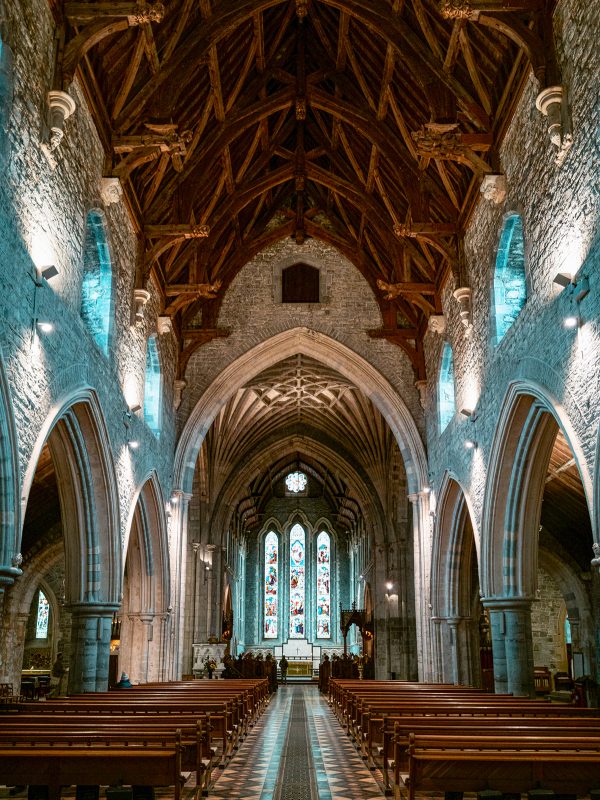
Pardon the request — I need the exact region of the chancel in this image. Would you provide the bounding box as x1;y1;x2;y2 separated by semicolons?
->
0;0;599;796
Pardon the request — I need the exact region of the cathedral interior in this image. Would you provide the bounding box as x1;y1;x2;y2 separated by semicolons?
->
0;0;598;718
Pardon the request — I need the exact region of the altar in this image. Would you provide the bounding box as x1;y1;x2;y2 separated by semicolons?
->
274;639;321;674
287;661;313;677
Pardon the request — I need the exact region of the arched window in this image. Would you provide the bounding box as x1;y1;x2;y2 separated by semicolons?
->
493;213;526;344
81;210;113;354
289;523;305;638
144;334;162;435
36;589;49;639
438;342;455;433
264;532;278;638
316;531;331;638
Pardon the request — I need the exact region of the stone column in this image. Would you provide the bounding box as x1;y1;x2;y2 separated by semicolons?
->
68;603;118;693
168;490;192;680
430;617;444;682
484;598;535;697
408;491;434;681
0;609;29;690
447;617;474;685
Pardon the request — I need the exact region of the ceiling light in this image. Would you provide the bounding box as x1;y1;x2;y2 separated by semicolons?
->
563;316;579;329
464;439;477;450
37;321;54;333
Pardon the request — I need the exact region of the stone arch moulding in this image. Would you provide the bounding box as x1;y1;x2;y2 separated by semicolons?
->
481;380;594;601
431;472;480;620
174;328;428;497
122;470;171;614
0;347;21;591
20;388;121;606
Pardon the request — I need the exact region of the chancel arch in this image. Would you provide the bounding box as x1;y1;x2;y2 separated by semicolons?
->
481;382;594;696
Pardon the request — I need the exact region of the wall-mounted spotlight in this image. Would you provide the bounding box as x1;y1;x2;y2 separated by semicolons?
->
553;272;590;303
460;407;477;419
129;440;140;450
553;272;572;289
464;439;478;450
129;403;142;413
563;316;579;329
36;321;54;334
421;485;431;495
40;265;59;281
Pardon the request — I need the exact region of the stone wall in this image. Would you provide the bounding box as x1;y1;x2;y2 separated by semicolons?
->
532;567;569;674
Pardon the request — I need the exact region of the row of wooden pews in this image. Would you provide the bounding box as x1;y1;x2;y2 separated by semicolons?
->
329;678;600;800
0;678;270;800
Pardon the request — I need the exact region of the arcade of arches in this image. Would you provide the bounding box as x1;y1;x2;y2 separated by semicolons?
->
0;0;599;711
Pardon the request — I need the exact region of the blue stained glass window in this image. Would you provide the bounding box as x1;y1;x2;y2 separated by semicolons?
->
493;214;526;344
264;532;278;638
289;523;305;638
438;342;455;433
81;210;113;355
144;334;162;435
316;531;331;638
36;590;49;639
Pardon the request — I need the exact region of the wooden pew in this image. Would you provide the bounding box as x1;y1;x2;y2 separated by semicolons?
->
0;730;184;800
399;733;600;800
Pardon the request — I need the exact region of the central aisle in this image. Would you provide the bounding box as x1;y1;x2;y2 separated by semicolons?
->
206;685;385;800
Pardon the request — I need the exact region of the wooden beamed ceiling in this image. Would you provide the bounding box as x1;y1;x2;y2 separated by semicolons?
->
57;0;555;377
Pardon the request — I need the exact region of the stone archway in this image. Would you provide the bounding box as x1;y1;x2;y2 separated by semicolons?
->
481;382;594;696
431;475;482;687
13;394;121;693
173;328;430;679
120;473;171;684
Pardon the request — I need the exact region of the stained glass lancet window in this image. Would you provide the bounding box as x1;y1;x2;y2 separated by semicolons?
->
264;532;278;638
438;342;456;433
36;590;49;639
493;213;526;344
144;334;162;435
289;523;305;637
286;471;307;493
81;210;113;355
316;531;331;638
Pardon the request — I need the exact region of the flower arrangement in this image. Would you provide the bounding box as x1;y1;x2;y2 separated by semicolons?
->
205;658;217;672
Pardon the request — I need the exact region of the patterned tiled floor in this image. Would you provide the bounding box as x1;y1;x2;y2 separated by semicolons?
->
206;685;385;800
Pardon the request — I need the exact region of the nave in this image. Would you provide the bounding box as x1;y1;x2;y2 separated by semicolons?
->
206;685;384;800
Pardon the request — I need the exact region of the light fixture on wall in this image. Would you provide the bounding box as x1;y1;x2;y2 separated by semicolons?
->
554;272;590;303
464;439;478;450
460;407;477;420
129;440;140;450
385;581;393;592
563;315;579;329
40;265;59;281
36;321;54;334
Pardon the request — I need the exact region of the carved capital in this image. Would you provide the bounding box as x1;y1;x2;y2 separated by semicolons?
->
173;379;187;410
100;177;123;206
296;0;309;19
412;122;462;158
479;174;507;205
535;85;573;167
127;2;165;25
157;316;173;335
428;314;446;335
453;286;472;330
592;542;600;571
133;288;151;324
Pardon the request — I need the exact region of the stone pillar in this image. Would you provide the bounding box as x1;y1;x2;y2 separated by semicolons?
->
430;617;444;682
0;609;29;691
448;617;474;685
408;491;434;681
168;490;192;680
68;603;118;693
484;598;535;697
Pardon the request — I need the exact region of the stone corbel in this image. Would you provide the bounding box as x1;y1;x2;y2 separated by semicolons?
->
453;287;472;331
535;86;573;167
100;177;123;206
592;543;600;572
173;379;187;410
428;314;446;335
480;174;507;205
133;288;151;324
40;91;76;169
157;316;173;335
414;380;428;409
